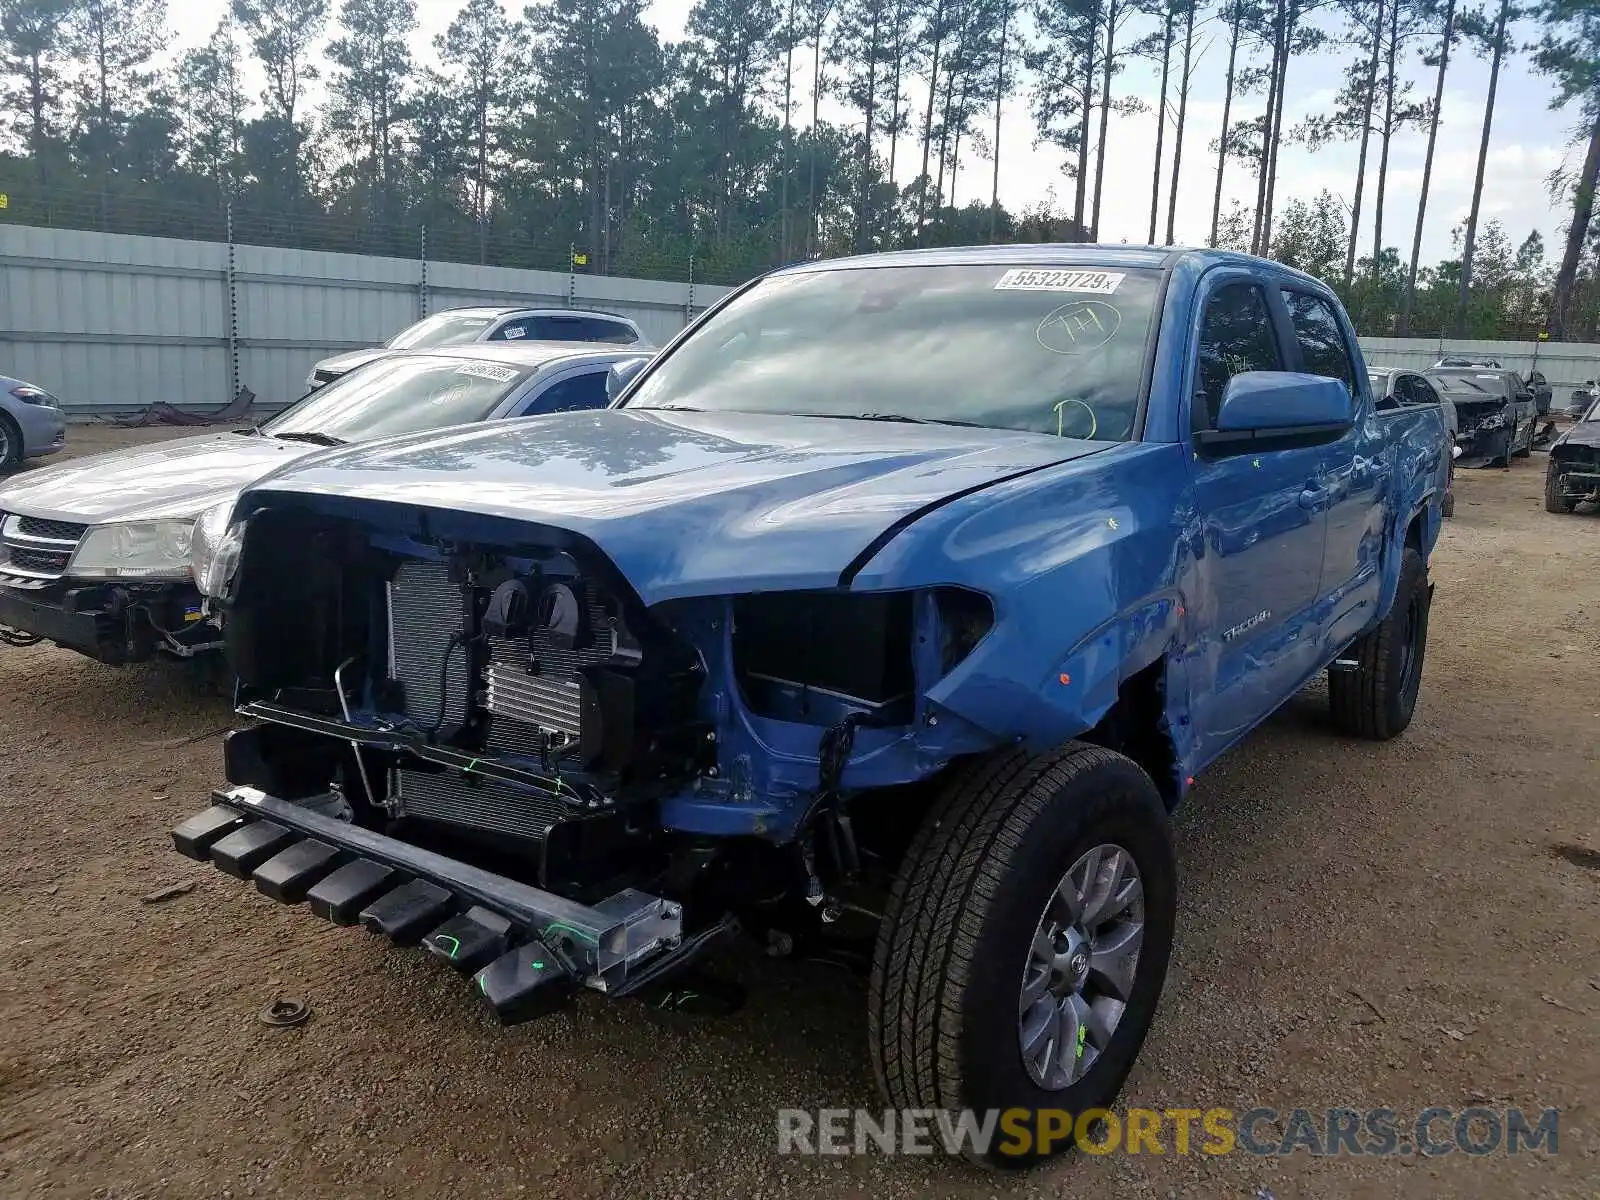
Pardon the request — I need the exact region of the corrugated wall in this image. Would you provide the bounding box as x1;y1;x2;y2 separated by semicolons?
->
1;224;731;416
1359;337;1600;396
5;221;1599;417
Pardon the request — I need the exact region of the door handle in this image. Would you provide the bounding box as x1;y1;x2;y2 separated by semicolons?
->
1298;485;1328;512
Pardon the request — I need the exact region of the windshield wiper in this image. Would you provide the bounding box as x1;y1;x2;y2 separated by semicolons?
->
843;412;987;428
273;431;347;447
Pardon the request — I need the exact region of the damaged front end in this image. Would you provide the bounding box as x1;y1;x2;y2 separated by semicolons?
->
174;497;998;1020
1549;441;1600;506
1453;399;1515;468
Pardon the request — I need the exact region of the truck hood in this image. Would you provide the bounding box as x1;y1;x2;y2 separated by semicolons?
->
0;432;318;524
247;409;1111;605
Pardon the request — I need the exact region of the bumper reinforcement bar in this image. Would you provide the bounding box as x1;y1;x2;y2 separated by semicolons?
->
172;786;698;1022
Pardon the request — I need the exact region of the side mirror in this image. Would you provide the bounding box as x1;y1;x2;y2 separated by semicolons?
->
606;356;650;401
1198;372;1353;453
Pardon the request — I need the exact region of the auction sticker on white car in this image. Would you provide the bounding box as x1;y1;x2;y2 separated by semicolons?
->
993;269;1125;294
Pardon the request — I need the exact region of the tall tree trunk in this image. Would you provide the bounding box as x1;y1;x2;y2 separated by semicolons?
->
857;6;881;251
1091;0;1118;238
935;31;960;215
887;0;905;188
949;69;973;207
1165;0;1195;244
915;0;947;242
1400;0;1453;334
1344;0;1383;286
1075;0;1098;233
1258;0;1295;254
808;20;825;255
28;51;48;185
1210;0;1241;245
1454;0;1507;337
1148;4;1174;244
1251;0;1285;253
1550;105;1600;339
989;7;1009;241
1371;0;1400;278
781;0;795;259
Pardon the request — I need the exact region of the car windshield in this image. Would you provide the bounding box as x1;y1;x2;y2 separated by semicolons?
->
262;355;532;443
623;263;1164;441
1585;397;1600;422
388;312;501;349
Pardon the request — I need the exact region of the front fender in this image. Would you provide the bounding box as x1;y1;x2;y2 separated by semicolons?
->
855;442;1191;748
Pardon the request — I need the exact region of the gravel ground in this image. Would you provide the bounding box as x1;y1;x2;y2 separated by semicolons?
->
1;429;1597;1199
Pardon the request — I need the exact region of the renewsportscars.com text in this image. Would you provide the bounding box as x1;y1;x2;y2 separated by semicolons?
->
776;1106;1560;1159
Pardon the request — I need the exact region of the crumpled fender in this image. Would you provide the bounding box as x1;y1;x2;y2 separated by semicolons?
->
854;440;1193;756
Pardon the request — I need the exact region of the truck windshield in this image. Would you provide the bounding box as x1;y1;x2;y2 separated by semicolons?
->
624;264;1163;441
262;355;532;443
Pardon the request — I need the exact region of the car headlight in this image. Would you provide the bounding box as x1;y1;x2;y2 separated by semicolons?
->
191;500;245;598
70;520;195;579
9;384;57;407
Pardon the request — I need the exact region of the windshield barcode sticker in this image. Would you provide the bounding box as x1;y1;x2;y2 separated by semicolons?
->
455;362;520;383
994;269;1125;294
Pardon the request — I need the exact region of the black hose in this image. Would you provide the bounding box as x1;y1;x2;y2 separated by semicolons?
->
427;633;465;737
0;629;43;647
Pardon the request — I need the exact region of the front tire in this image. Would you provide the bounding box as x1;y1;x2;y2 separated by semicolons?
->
868;744;1176;1168
1328;546;1431;739
1545;465;1576;514
0;414;21;472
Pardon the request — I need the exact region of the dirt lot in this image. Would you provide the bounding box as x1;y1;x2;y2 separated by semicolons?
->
1;430;1597;1199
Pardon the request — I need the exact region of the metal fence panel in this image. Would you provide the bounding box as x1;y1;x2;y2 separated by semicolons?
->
1;223;730;416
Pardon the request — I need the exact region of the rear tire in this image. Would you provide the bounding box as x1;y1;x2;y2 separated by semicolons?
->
0;414;21;471
1545;465;1576;514
868;743;1176;1168
1328;546;1431;740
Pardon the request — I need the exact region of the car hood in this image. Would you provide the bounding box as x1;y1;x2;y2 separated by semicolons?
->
246;409;1111;605
1555;421;1600;450
315;348;389;375
0;432;319;523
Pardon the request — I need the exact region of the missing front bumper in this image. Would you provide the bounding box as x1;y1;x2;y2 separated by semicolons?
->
172;787;721;1023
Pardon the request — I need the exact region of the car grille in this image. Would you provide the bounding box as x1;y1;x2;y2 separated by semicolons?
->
0;512;85;581
17;516;87;541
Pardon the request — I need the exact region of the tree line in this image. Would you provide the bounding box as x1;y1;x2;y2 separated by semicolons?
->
0;0;1597;337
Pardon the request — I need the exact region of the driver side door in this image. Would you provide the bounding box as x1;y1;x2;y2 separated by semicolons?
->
1186;275;1331;758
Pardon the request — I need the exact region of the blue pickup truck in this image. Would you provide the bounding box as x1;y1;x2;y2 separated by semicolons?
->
172;246;1447;1166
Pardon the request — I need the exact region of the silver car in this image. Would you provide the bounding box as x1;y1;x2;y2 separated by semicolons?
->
0;342;651;664
0;374;68;471
306;307;649;393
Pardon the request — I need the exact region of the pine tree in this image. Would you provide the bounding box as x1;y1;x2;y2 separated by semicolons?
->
231;0;328;208
0;0;75;183
175;16;247;205
325;0;416;228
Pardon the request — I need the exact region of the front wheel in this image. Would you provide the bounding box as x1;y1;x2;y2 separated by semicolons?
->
868;744;1176;1168
1328;546;1431;739
0;414;21;472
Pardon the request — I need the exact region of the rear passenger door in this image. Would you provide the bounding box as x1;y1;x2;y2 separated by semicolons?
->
1278;287;1387;643
1186;276;1331;754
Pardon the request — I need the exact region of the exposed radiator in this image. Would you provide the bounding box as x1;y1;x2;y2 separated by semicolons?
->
388;559;469;730
483;589;620;753
392;768;573;843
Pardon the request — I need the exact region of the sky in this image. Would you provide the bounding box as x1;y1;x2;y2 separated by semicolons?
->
181;0;1583;267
